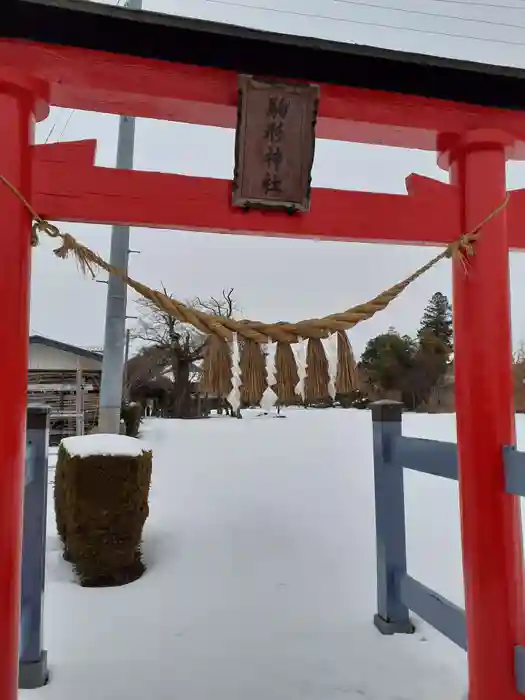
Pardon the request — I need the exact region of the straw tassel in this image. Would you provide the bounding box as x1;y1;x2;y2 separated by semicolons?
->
274;342;300;405
335;331;358;395
304;338;330;403
200;335;232;397
240;339;267;406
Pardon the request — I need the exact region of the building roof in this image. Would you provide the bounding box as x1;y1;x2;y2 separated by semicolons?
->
29;335;103;363
6;0;525;111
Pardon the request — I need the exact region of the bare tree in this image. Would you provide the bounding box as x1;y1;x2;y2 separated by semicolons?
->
124;345;172;415
193;288;236;319
133;286;238;418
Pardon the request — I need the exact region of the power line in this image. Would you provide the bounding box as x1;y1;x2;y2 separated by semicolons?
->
38;0;525;144
56;110;75;142
44;109;75;144
44;119;58;144
336;0;525;11
43;0;127;146
423;0;525;9
321;0;525;29
175;0;525;46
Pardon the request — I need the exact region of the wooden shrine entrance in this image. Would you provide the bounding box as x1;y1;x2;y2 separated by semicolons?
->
4;2;525;699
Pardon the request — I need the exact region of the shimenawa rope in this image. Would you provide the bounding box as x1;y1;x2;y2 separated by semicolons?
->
0;174;509;344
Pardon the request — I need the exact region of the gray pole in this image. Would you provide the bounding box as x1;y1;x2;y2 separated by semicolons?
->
19;406;50;689
123;328;131;404
98;0;142;433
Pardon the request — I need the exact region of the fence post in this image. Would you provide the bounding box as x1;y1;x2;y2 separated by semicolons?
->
371;400;414;635
19;405;50;689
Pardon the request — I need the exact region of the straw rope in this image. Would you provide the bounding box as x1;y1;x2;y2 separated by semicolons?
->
0;175;509;345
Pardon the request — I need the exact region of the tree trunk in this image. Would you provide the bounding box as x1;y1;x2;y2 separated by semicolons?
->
169;361;192;418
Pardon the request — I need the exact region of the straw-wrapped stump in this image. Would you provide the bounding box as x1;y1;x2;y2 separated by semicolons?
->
54;450;70;562
54;434;152;587
121;402;143;437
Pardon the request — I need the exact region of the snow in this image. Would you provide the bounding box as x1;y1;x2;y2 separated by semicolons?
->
60;433;150;458
30;407;513;700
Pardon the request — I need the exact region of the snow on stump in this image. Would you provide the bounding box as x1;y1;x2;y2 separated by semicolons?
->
54;434;152;588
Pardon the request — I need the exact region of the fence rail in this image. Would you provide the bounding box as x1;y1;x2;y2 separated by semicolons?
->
398;574;466;650
392;435;458;481
370;400;525;692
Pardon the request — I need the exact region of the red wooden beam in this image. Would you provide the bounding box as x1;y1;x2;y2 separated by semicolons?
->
34;140;98;164
30;142;525;249
407;174;525;250
32;142;463;246
4;40;525;154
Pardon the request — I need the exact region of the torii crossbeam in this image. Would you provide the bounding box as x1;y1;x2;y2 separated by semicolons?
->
3;3;525;700
30;140;525;250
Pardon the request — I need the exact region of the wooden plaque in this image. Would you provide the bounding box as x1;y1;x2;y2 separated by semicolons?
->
232;76;319;213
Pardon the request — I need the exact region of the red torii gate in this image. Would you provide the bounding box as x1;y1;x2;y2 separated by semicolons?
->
3;4;525;700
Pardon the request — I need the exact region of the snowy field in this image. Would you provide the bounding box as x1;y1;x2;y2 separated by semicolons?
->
27;407;514;700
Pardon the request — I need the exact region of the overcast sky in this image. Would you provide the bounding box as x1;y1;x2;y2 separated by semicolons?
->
30;0;525;356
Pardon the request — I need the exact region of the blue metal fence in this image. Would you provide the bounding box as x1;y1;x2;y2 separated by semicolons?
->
370;400;525;692
19;405;50;689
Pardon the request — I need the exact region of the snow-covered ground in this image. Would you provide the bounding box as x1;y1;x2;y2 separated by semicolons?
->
28;407;505;700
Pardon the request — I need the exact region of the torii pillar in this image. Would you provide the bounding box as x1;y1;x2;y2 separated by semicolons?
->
0;72;48;700
440;130;525;700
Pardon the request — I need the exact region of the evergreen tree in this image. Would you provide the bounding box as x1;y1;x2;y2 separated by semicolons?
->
360;331;416;393
418;292;453;350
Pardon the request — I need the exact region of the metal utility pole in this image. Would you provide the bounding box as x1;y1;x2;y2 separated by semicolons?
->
98;0;142;433
122;328;131;404
75;364;85;436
